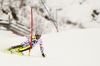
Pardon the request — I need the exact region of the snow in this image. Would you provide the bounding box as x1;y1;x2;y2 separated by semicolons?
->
0;0;100;65
0;26;7;30
46;0;100;29
0;28;100;66
1;0;100;33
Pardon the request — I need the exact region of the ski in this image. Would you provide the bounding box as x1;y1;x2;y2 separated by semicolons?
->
12;51;23;56
0;49;12;54
0;49;23;56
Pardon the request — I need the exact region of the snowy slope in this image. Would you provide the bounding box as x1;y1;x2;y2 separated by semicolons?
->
0;29;100;66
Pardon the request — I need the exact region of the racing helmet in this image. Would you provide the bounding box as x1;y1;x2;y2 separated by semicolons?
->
35;31;42;37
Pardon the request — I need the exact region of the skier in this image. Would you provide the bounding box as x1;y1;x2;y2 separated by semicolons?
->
8;31;46;57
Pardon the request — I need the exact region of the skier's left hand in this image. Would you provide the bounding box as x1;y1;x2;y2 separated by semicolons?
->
42;53;46;57
32;40;38;43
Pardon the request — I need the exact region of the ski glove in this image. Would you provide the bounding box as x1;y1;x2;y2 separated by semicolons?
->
42;53;46;57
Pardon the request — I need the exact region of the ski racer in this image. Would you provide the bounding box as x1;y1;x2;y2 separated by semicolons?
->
8;31;46;57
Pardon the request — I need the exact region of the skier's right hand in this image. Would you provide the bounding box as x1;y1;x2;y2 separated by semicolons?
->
42;53;46;57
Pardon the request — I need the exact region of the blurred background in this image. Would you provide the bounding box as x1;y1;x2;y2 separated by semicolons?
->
0;0;100;35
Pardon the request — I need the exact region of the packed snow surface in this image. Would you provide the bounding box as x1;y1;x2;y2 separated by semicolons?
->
0;29;100;66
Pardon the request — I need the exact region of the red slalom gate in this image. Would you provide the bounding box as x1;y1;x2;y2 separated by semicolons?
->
28;8;33;56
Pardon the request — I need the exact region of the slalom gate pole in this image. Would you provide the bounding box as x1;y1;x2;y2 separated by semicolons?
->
28;8;33;56
41;0;59;32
